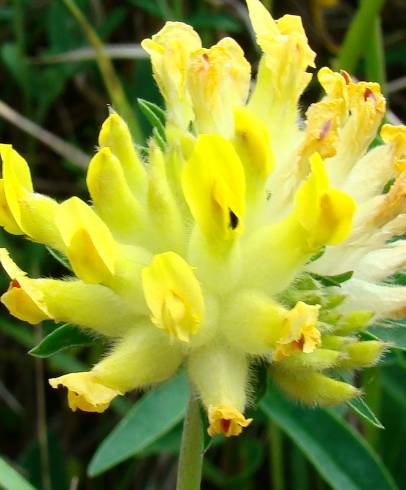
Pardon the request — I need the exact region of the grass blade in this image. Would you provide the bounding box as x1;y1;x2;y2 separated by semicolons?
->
61;0;143;143
365;17;386;90
336;0;386;75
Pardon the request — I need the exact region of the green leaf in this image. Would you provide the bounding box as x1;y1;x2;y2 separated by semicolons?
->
140;423;182;456
137;98;166;141
187;12;242;33
260;381;397;490
347;397;384;429
88;372;189;476
46;246;72;271
127;0;168;19
0;43;28;93
308;246;326;263
336;0;386;74
29;324;96;358
0;457;37;490
381;366;406;488
365;15;386;90
152;127;166;151
367;320;406;351
382;178;396;196
382;366;406;406
97;7;127;40
388;271;406;285
310;271;353;288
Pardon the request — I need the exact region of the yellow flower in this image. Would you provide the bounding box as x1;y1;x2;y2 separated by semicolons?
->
182;134;246;248
141;22;201;130
49;373;121;413
187;38;250;137
273;302;321;362
208;406;252;437
0;0;399;437
0;249;51;324
142;252;204;342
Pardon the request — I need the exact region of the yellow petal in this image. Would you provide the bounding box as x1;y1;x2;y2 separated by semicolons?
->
86;147;145;242
299;99;344;161
146;143;184;253
35;278;139;337
372;171;406;227
142;251;204;342
381;124;406;154
141;22;201;129
246;0;279;38
271;369;360;406
233;107;274;196
273;301;321;361
98;113;147;193
188;38;251;136
346;81;386;156
243;162;354;295
0;249;51;324
0;144;61;248
93;325;184;393
295;153;355;249
207;405;252;437
248;0;315;132
49;372;120;413
380;124;406;176
188;343;248;423
318;67;351;111
0;179;22;235
182;134;245;247
223;291;317;355
318;73;386;183
56;197;117;284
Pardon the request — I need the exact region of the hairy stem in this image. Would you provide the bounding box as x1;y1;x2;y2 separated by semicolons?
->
176;395;203;490
269;420;285;490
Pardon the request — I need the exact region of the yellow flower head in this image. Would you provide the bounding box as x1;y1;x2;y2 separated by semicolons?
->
0;0;399;436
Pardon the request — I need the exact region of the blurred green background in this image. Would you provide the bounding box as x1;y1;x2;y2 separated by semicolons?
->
0;1;405;489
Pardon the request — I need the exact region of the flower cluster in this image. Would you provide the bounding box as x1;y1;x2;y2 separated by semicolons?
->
1;0;405;437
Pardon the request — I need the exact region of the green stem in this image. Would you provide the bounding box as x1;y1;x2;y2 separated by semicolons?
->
269;420;284;490
176;396;203;490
